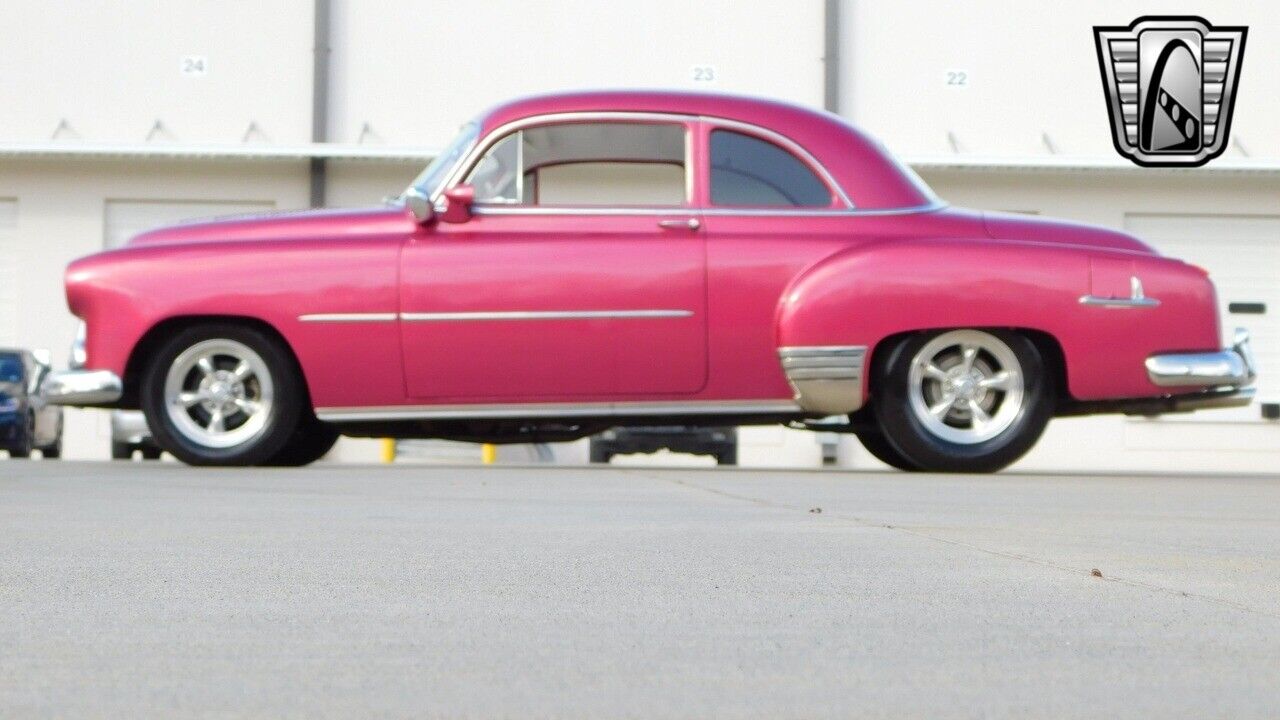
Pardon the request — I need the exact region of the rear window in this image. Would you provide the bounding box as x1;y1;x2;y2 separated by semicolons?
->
710;130;832;207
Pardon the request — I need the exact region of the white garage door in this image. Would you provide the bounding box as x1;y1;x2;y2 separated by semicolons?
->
1126;213;1280;421
103;199;274;249
0;199;18;346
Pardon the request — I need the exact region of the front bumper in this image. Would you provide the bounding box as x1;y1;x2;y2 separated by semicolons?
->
1144;328;1257;410
43;369;123;406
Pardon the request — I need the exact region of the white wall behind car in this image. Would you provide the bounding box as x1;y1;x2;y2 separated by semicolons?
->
329;0;825;144
0;2;313;144
843;0;1280;159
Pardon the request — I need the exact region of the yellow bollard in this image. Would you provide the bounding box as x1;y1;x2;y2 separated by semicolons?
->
481;443;496;465
380;438;396;464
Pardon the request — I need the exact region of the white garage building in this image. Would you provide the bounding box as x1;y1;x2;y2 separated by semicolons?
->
1;1;1276;471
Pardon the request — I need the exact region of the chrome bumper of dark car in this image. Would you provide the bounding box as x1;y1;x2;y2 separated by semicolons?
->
43;369;123;406
1144;328;1257;410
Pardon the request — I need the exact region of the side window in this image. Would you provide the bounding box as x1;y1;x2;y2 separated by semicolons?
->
465;122;687;206
709;129;832;207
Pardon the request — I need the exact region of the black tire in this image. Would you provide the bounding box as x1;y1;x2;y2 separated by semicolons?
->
854;428;920;471
140;446;163;461
265;417;340;466
714;448;737;466
589;442;612;464
40;438;62;460
9;414;34;458
872;329;1055;473
141;324;304;466
111;441;135;460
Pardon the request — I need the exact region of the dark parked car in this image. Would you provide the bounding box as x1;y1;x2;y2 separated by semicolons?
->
590;426;737;465
0;348;63;459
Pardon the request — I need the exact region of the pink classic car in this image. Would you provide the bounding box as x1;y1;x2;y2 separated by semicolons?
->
45;91;1255;471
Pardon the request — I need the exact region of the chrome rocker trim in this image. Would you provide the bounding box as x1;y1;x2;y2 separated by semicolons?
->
43;369;123;406
777;345;868;415
315;399;802;423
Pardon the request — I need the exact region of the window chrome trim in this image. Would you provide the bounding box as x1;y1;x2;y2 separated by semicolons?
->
436;110;874;211
298;313;398;323
470;200;947;218
702;116;853;208
442;111;702;208
316;399;802;423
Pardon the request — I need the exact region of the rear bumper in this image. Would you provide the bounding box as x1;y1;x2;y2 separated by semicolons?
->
1146;328;1256;389
1143;328;1257;411
43;369;123;406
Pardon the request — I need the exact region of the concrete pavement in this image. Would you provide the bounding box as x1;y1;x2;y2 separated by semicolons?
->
1;461;1278;718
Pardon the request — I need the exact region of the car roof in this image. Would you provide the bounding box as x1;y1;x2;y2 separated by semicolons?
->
478;90;936;210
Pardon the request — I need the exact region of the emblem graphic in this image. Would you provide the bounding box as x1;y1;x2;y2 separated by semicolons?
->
1094;16;1246;167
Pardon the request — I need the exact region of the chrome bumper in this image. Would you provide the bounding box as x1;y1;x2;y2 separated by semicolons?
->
43;369;123;406
1144;328;1257;410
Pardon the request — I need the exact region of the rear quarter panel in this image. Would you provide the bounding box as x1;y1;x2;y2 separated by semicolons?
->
777;239;1220;401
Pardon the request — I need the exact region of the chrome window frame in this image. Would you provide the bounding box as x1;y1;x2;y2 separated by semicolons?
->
703;117;852;209
434;110;948;217
442;112;699;211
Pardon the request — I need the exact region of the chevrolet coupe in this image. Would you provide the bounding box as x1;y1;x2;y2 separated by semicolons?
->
45;91;1256;471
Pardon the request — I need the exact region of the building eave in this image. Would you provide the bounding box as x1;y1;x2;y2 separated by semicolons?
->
0;141;438;162
906;154;1280;175
1;141;1279;175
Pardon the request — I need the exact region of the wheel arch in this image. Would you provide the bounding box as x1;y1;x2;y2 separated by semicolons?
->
120;315;313;411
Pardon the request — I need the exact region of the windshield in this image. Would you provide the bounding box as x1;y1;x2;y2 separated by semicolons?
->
0;353;22;383
407;121;481;199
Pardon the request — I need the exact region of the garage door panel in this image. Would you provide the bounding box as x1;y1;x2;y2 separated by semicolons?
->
0;199;17;346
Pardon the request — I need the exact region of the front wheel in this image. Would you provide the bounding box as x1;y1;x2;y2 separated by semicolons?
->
141;324;304;466
872;329;1054;473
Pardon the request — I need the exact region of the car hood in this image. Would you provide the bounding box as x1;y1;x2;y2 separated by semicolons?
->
981;211;1156;254
126;206;416;248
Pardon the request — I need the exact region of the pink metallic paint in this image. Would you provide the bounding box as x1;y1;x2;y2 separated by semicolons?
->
62;91;1224;417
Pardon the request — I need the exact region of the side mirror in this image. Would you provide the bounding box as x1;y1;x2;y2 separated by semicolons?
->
403;187;434;224
440;184;475;224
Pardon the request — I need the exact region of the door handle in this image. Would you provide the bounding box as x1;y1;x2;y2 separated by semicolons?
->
657;218;700;231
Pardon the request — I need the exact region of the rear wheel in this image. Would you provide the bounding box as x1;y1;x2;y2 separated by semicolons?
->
266;417;340;466
142;324;303;466
872;329;1054;473
854;428;919;471
40;438;62;459
140;446;163;461
111;441;135;460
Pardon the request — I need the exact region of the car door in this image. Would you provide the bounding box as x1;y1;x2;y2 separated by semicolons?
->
399;116;707;401
698;123;858;399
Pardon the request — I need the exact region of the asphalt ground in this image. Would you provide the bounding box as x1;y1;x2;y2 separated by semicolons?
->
2;461;1278;718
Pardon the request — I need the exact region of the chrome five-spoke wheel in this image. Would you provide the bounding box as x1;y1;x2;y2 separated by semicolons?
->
164;339;274;448
906;330;1024;445
871;328;1054;473
142;324;307;466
